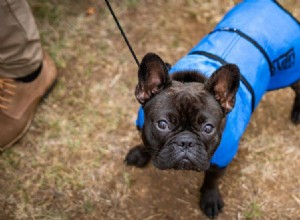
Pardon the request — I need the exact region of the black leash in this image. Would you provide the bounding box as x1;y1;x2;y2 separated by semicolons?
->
104;0;140;67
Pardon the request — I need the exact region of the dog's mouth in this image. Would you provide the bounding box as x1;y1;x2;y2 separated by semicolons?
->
173;156;210;171
174;157;195;170
152;145;211;172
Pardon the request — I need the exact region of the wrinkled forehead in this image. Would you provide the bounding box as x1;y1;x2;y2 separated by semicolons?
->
144;82;222;120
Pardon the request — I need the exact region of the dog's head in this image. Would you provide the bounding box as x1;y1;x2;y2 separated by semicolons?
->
136;53;240;171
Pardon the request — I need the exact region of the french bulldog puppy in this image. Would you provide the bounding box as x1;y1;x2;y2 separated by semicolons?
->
124;0;300;218
125;53;300;218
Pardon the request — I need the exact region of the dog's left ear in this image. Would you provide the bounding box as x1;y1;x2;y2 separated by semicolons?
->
135;53;171;105
205;64;240;114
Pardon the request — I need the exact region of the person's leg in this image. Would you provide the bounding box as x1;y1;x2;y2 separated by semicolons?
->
0;0;43;78
0;0;57;150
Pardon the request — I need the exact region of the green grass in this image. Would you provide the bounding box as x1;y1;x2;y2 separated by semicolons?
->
243;202;262;219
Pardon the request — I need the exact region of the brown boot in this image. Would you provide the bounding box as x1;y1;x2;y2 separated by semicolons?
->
0;52;57;151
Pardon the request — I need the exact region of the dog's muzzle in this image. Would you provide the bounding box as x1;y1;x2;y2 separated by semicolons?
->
152;133;210;171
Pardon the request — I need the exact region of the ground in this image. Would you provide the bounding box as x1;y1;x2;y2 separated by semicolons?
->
0;0;300;219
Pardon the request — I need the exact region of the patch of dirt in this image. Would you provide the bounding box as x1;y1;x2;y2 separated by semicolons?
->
0;0;299;219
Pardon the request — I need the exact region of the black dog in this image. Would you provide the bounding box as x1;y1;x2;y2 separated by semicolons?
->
124;1;300;218
125;52;300;218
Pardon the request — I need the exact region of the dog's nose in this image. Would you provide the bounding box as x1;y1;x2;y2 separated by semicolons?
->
178;137;195;150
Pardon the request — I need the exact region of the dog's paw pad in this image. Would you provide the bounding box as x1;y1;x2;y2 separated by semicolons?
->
200;188;224;219
124;146;151;168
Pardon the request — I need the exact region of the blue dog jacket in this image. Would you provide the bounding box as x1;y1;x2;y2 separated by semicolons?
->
136;0;300;167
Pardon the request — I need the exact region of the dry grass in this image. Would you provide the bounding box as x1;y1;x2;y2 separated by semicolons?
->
0;0;299;219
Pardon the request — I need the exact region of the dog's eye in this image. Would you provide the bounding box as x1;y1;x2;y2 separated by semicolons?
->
203;124;214;134
157;120;169;130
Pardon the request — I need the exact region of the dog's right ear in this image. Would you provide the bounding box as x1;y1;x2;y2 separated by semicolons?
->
135;53;171;105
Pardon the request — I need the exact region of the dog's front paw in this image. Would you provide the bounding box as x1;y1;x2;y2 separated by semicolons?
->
200;188;224;219
124;145;151;168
